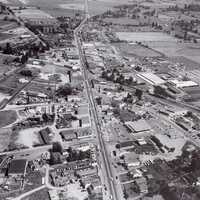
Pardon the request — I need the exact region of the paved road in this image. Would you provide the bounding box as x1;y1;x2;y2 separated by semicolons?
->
74;3;119;199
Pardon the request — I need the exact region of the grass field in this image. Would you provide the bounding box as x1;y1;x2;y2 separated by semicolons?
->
114;42;162;58
0;110;17;128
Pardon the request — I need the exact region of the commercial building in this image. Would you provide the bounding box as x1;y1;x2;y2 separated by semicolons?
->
60;130;77;141
137;72;166;86
169;79;198;88
124;152;140;167
125;119;151;133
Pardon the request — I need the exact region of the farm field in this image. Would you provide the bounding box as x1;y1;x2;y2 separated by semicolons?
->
116;32;200;65
116;32;178;43
146;42;200;64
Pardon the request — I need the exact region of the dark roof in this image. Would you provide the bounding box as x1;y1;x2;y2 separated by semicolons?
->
120;141;135;148
39;127;51;144
8;159;27;175
60;130;77;141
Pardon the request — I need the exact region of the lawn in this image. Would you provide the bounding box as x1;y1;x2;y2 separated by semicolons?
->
0;110;17;128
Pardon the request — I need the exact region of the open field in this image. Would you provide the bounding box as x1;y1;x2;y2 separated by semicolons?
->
116;32;178;43
22;188;50;200
15;7;54;19
25;82;53;94
0;74;25;95
116;32;200;64
0;110;17;128
169;56;200;70
0;128;12;151
6;0;132;15
16;128;41;148
114;42;162;58
146;42;200;64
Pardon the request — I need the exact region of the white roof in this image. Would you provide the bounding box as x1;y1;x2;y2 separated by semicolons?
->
170;80;198;88
137;72;165;85
125;119;151;133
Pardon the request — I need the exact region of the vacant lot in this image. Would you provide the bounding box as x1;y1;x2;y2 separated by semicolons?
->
0;73;25;95
0;128;12;151
0;110;17;128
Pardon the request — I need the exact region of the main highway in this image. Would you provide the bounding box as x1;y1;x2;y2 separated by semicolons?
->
74;1;119;200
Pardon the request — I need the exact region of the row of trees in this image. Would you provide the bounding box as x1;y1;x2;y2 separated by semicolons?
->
123;89;143;104
101;69;135;86
2;41;49;63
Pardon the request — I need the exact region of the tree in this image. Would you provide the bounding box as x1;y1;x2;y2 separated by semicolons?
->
135;89;143;100
3;43;13;54
42;113;49;123
20;69;32;77
52;142;63;154
123;188;129;199
115;144;121;149
96;97;102;105
101;70;107;79
56;84;72;97
126;76;133;85
153;85;171;98
135;65;142;72
49;152;62;165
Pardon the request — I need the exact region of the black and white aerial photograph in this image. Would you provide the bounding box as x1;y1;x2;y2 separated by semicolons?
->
0;0;200;199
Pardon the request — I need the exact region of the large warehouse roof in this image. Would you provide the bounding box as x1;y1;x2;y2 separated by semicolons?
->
125;119;151;133
169;80;198;88
137;72;166;85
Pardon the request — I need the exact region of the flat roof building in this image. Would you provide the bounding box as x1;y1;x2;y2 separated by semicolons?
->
137;72;166;86
169;80;198;88
125;119;151;133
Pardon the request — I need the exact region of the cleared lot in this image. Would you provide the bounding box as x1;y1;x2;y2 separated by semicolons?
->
0;110;17;128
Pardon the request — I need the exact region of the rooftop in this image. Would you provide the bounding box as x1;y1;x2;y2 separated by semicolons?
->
137;72;166;85
125;119;151;133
